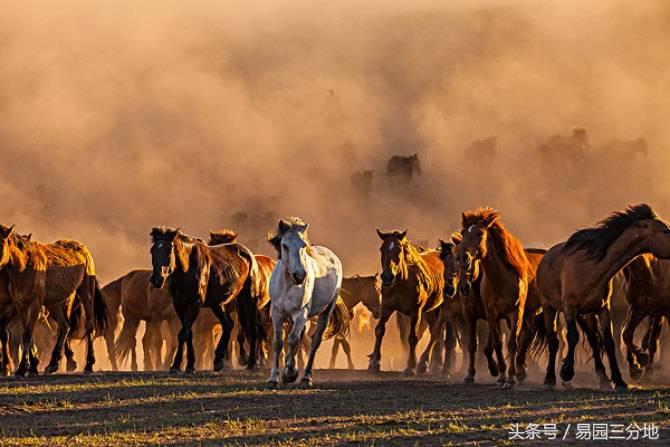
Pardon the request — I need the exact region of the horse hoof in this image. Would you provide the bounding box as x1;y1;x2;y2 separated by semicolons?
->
66;360;77;372
213;361;225;372
282;367;299;384
599;380;612;391
488;364;499;377
416;363;427;374
84;367;93;375
45;364;58;375
169;368;180;375
614;382;629;393
543;382;556;391
463;376;475;385
300;377;313;387
559;363;575;382
517;369;527;384
502;380;516;390
629;365;644;381
367;358;380;372
561;381;573;390
184;368;196;375
402;368;415;377
637;352;650;367
266;380;279;390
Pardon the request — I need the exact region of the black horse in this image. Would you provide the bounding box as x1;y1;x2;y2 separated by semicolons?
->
150;227;263;372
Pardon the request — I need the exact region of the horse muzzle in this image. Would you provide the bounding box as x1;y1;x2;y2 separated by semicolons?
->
458;254;471;270
443;284;457;298
291;271;306;285
459;280;471;296
150;273;167;289
381;270;394;287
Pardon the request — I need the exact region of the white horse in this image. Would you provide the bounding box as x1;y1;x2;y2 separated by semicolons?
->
266;217;349;386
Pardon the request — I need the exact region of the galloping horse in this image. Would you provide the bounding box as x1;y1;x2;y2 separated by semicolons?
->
266;217;349;386
455;208;536;389
0;225;107;375
330;274;382;369
621;254;670;380
370;229;444;375
536;204;670;391
150;227;262;372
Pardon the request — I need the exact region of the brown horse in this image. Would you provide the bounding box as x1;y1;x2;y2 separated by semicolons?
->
0;225;107;375
439;236;498;383
150;226;262;373
208;229;275;368
454;208;536;389
112;269;181;371
536;204;670;391
330;274;381;369
370;229;444;375
621;254;670;380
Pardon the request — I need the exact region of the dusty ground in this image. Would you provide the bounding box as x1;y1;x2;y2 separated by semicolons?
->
0;369;667;446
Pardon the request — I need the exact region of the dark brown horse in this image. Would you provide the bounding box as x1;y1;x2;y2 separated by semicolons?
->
536;204;670;391
208;229;275;368
150;226;262;372
0;226;107;375
330;274;381;369
455;208;536;389
621;254;670;380
370;229;444;375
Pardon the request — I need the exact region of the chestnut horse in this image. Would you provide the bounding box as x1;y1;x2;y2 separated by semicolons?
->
536;204;670;391
150;226;262;372
370;229;444;375
621;254;670;380
455;208;537;389
0;225;107;375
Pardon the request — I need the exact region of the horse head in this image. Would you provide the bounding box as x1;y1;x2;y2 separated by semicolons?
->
150;226;180;288
272;217;310;286
376;228;408;287
439;237;459;298
0;224;15;269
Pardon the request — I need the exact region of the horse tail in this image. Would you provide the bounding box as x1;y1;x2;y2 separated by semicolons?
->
235;245;265;368
114;318;139;365
324;296;351;340
93;279;108;335
68;296;84;337
529;311;548;358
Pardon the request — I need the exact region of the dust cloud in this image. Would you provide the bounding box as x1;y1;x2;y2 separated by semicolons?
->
2;1;670;370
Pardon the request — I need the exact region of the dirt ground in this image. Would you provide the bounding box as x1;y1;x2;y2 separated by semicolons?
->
0;369;667;446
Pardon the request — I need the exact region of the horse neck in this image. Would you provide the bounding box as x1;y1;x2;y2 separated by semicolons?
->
591;229;649;287
173;238;195;277
480;232;519;287
7;243;29;273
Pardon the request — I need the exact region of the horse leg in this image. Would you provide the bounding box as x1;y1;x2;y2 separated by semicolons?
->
142;321;158;371
463;314;478;384
403;309;421;376
342;336;355;370
267;310;284;386
282;311;307;384
577;314;610;390
487;315;506;386
301;300;337;386
417;310;440;374
64;337;77;372
16;305;39;377
502;306;522;390
169;303;189;373
515;312;538;385
622;305;646;381
184;305;200;374
104;321;118;372
598;310;627;391
542;307;559;390
45;306;70;375
164;318;179;370
559;307;579;383
329;336;341;369
237;327;248;367
0;320;11;376
642;316;664;380
368;305;393;371
212;305;233;372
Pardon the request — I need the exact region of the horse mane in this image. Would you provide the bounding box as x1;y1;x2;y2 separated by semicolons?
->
565;203;656;261
398;239;437;292
267;216;312;259
208;229;239;245
462;207;529;279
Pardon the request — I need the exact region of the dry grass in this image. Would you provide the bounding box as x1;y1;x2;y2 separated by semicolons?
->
0;370;667;446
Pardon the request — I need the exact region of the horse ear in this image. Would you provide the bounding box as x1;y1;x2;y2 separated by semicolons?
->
483;215;496;228
2;225;16;238
376;228;387;240
278;219;290;234
461;212;467;226
451;231;462;245
398;229;408;240
438;239;452;252
297;223;309;233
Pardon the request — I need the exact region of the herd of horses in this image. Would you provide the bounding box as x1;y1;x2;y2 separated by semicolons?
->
0;203;669;392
